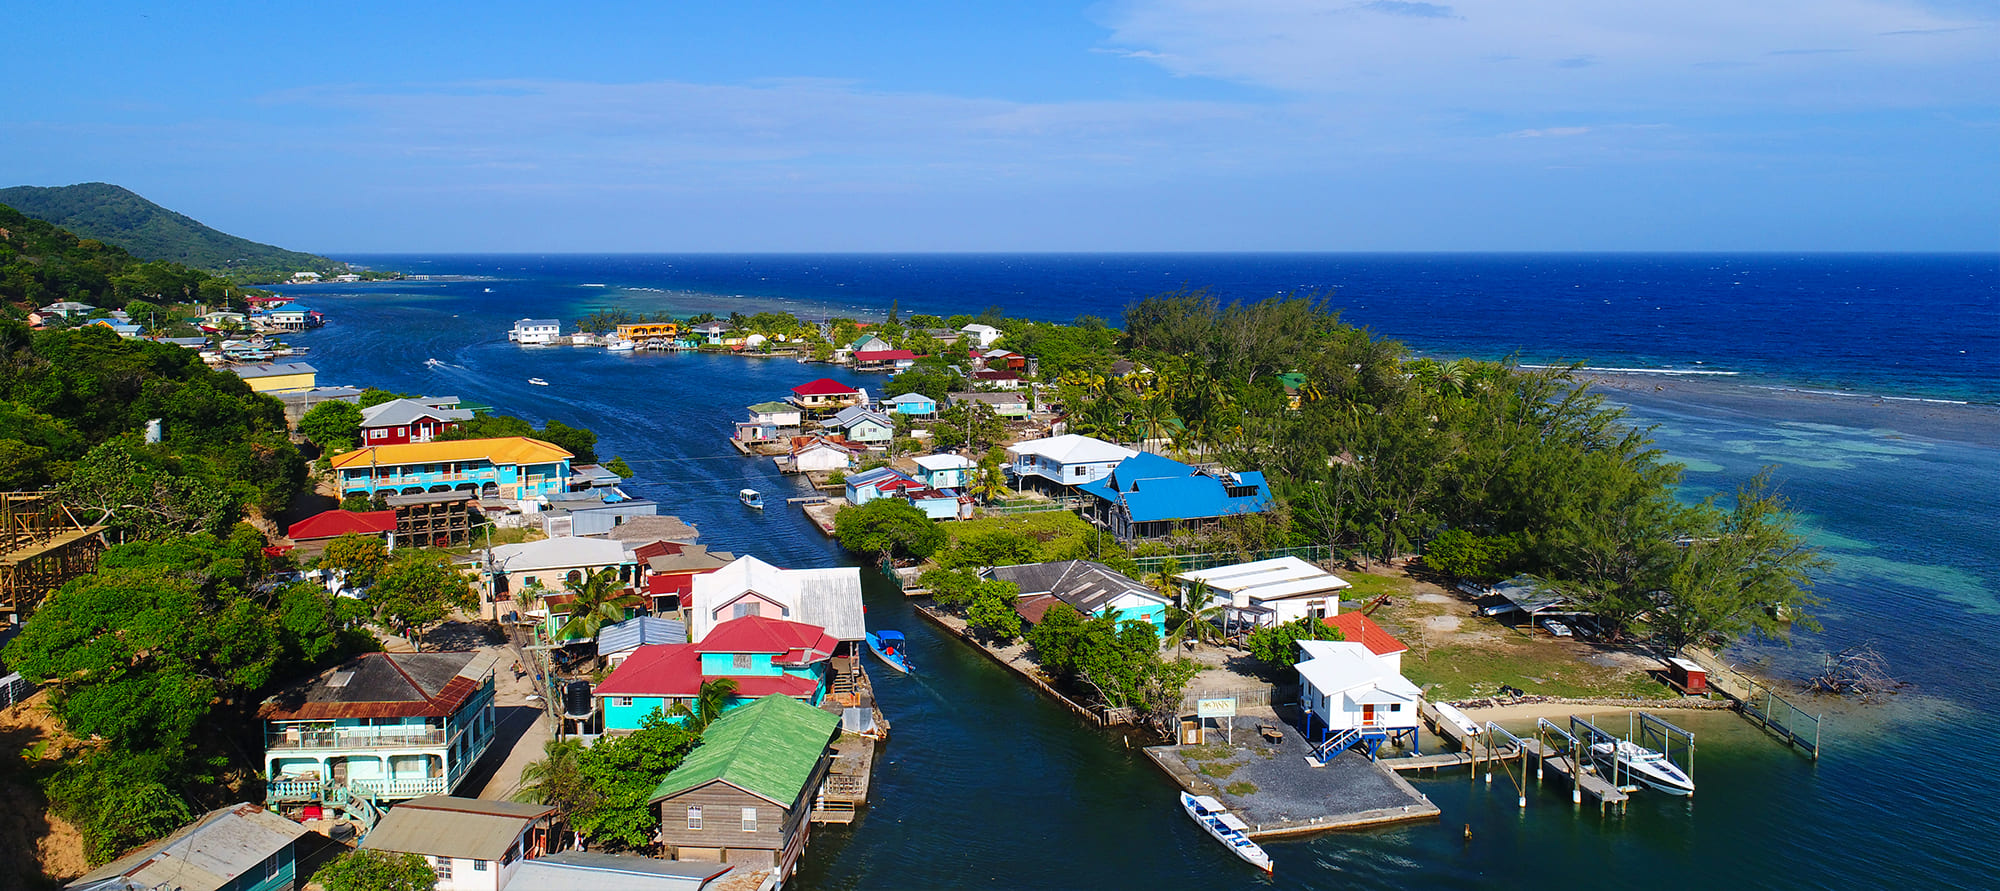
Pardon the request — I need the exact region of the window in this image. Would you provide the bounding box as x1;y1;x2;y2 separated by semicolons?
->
614;697;633;707
742;807;758;831
472;859;488;871
732;653;753;669
687;806;703;830
733;602;762;619
433;857;452;881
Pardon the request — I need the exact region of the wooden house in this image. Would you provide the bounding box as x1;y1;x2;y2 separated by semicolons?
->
946;390;1030;419
959;323;1001;348
616;321;680;344
1004;434;1135;494
359;397;472;445
825;406;894;446
1077;452;1276;542
649;695;842;880
985;560;1168;634
971;369;1022;390
231;362;318;394
1175;556;1350;626
789;436;861;473
852;348;920;372
912;453;974;489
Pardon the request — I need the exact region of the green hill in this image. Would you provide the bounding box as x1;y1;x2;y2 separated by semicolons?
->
0;182;350;284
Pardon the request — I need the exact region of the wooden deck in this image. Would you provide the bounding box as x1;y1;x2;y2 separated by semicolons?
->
1520;740;1630;808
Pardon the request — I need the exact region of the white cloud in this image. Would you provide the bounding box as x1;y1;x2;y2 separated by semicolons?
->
1096;0;2000;112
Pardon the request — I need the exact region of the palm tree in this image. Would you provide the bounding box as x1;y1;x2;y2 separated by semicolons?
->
513;738;596;814
1164;578;1229;652
670;677;740;732
968;449;1012;505
556;568;643;647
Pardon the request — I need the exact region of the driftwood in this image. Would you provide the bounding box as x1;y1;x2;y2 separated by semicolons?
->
1810;642;1900;698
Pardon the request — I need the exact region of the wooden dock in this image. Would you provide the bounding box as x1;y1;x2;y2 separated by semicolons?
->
1520;740;1629;808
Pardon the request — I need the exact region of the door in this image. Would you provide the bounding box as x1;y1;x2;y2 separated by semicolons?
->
1361;704;1376;727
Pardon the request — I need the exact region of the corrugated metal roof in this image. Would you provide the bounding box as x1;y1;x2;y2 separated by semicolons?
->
260;651;498;721
648;695;840;806
69;804;307;891
599;616;689;655
987;561;1163;617
1323;612;1409;657
509;852;732;891
359;397;474;428
360;796;553;861
286;508;397;540
328;436;572;470
690;557;864;642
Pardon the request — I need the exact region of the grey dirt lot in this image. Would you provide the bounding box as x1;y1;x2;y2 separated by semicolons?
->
1151;712;1436;834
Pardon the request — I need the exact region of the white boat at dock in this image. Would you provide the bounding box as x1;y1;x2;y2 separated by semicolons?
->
1590;739;1694;796
1179;792;1271;873
606;338;637;352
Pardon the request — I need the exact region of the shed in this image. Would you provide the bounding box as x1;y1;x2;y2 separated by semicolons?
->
1666;657;1708;694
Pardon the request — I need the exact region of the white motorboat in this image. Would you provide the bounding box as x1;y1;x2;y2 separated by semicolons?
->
606;339;637;352
1590;739;1695;795
528;377;550;387
739;488;765;509
1179;792;1271;873
424;358;443;368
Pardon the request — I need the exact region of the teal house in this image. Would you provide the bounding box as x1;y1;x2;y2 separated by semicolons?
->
329;436;574;500
65;803;310;891
594;615;837;732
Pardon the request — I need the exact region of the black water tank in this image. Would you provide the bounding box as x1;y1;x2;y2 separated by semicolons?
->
563;679;594;718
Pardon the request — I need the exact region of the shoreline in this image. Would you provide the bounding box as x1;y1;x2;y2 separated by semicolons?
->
1577;369;2000;448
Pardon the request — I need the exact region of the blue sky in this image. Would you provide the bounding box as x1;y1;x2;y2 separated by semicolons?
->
5;1;1996;252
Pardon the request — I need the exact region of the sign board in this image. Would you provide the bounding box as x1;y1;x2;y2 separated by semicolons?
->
1196;697;1237;719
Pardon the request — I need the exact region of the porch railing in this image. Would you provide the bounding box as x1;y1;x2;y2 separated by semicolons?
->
266;727;448;750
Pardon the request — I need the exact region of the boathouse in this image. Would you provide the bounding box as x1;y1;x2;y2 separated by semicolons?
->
595;615;838;731
64;803;310;891
261;651;500;807
649;695;842;880
359;796;557;891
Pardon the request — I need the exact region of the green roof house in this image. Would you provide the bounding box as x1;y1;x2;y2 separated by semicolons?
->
649;694;841;881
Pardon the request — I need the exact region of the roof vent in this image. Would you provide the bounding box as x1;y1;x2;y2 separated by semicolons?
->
327;671;355;688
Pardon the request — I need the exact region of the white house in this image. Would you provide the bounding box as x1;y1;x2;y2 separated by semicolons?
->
359;796;558;891
789;436;860;473
508;318;562;345
689;555;865;645
1004;434;1137;493
1176;556;1350;626
960;323;1001;348
1295;613;1421;759
747;401;803;428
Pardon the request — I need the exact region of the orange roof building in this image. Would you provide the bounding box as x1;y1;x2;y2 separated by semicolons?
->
328;436;573;500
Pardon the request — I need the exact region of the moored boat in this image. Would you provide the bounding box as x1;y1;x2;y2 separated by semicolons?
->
867;630;913;674
606;338;636;352
1590;739;1695;795
1180;792;1271;873
739;488;764;509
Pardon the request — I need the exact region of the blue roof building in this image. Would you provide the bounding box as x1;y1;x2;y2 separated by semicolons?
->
1078;452;1274;541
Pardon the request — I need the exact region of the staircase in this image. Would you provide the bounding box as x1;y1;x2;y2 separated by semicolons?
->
830;669;858;707
1314;728;1362;762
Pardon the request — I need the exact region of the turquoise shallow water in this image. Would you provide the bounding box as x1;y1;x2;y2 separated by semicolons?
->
283;258;1998;889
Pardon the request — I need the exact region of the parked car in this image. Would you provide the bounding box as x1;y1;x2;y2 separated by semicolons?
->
1541;618;1573;638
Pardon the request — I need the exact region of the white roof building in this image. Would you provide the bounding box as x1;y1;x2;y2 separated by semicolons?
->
491;536;632;575
1177;556;1350;625
689;555;865;643
913;454;974;473
960;323;1002;348
1296;638;1423;738
1005;434;1138;490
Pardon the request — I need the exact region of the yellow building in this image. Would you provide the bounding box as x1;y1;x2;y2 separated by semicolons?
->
614;322;679;343
232;362;318;394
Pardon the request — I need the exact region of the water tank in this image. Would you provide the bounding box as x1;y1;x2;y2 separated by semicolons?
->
562;679;595;719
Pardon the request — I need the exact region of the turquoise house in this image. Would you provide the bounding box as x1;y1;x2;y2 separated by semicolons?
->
595;615;837;732
66;803;310;891
884;392;939;416
330;436;573;500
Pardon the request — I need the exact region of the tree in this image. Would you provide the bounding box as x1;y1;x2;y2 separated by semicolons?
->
833;498;946;562
1244;617;1344;666
357;388;408;409
58;439;241;539
320;532;390;588
669;677;740;732
966;580;1023;642
556;568;643;645
1163;578;1228;652
539;419;600;463
936;400;1005;452
1422;529;1523;581
513;738;600;826
370;550;476;646
1646;471;1828;655
297;399;362;453
967;448;1012;505
571;709;702;849
604;456;634;478
919;567;981;611
46;750;196;865
316;850;438;891
934;528;1039;570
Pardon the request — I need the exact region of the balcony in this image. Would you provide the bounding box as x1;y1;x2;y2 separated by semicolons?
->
267;726;448;751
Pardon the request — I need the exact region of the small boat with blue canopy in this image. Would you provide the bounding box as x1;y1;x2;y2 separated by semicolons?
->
868;630;913;674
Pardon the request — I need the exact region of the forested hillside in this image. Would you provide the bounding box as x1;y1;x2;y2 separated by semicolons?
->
0;182;348;283
0;202;257;314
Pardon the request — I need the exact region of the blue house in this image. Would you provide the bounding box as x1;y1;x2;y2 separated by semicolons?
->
594;616;837;732
65;803;310;891
884;392;939;416
913;453;975;489
1078;452;1275;542
329;436;573;500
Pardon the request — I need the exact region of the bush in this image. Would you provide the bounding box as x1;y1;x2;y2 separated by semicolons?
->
316;849;437;891
1244;617;1345;666
834;499;946;561
966;580;1023;642
1423;529;1523;580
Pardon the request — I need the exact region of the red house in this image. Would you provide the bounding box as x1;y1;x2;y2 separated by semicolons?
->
286;508;398;551
852;349;922;372
359;398;474;445
788;378;863;411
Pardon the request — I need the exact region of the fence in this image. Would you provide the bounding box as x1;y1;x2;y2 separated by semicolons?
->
980;496;1084;516
1177;685;1298;713
1738;675;1823;759
1131;545;1334;576
0;672;35;709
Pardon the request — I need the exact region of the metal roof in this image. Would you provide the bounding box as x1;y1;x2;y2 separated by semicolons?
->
986;560;1164;617
260;651;498;721
1492;575;1572;615
230;362;317;378
598;615;690;655
648;695;840;806
509;852;733;891
360;796;554;861
491;535;632;573
360;397;474;428
68;804;308;891
690;556;865;642
1005;434;1137;466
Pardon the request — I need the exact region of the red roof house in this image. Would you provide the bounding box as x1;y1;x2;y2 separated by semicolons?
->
1323;612;1410;671
287;509;398;542
594;616;838;729
788;378;864;410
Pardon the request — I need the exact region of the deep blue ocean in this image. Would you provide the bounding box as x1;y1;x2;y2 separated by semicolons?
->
282;254;1997;890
